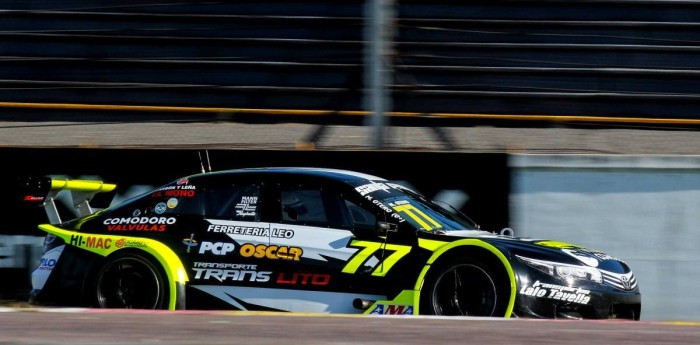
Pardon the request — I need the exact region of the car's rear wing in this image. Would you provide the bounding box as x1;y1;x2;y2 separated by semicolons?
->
20;176;117;224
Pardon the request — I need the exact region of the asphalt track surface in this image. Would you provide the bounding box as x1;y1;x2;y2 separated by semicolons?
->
1;308;699;345
0;121;698;154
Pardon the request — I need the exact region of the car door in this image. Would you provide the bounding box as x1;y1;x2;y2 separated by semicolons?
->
170;174;273;310
259;175;406;313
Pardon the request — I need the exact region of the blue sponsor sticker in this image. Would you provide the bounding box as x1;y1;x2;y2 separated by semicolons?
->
154;202;167;214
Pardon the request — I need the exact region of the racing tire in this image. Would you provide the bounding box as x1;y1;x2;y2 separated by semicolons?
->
421;257;503;316
93;252;168;309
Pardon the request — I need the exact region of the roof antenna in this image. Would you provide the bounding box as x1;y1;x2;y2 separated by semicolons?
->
197;151;206;174
205;149;212;172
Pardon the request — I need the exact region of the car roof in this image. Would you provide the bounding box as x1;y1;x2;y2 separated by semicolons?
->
190;167;387;184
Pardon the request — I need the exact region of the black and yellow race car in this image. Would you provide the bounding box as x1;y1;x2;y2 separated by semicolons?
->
25;167;641;319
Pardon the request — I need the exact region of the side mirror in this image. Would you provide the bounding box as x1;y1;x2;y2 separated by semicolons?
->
377;221;398;236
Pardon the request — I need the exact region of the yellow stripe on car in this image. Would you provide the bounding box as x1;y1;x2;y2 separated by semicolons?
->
534;240;581;249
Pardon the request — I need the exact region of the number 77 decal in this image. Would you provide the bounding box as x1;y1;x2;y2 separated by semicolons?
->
342;240;412;277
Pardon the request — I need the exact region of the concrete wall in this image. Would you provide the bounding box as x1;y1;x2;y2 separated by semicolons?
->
510;154;700;321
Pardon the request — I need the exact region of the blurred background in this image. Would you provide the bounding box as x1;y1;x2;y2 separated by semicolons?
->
0;0;698;321
4;0;700;125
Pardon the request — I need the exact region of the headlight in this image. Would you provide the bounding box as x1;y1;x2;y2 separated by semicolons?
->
516;255;602;284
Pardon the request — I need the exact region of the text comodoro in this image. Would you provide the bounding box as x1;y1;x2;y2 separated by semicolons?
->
103;217;177;225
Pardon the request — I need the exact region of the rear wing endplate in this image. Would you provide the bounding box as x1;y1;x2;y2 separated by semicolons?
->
21;176;117;224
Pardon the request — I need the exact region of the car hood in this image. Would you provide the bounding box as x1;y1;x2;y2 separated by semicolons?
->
434;230;631;274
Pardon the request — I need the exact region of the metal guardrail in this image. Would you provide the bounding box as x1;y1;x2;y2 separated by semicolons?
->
1;101;699;126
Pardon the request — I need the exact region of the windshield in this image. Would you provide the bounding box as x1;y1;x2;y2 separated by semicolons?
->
353;181;478;231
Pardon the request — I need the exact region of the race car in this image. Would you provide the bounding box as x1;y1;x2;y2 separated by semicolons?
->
25;167;641;319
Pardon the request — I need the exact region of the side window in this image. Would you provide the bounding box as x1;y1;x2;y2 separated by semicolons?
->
279;186;376;230
344;199;376;230
280;188;329;226
165;184;261;221
204;184;261;220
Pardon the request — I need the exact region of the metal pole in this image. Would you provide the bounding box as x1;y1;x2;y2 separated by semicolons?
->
365;0;395;149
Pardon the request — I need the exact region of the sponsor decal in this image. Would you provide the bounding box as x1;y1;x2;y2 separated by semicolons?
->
152;184;196;198
104;217;176;225
154;202;167;214
519;280;591;304
69;235;147;250
23;195;44;202
165;189;195;198
235;196;258;217
106;224;166;232
182;233;198;253
371;199;394;214
103;217;176;232
69;235;112;249
366;197;404;222
207;224;293;239
177;178;189;185
159;185;196;191
239;243;302;261
192;262;271;282
389;199;409;206
199;241;236;255
357;192;405;223
31;245;65;290
356;182;392;196
132;209;141;217
276;272;331;286
369;304;414;315
37;257;57;271
355;182;410;196
167;198;178;209
194;262;259;269
114;238;147;249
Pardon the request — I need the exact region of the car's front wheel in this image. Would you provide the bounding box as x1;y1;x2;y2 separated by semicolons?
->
422;257;501;316
94;252;167;309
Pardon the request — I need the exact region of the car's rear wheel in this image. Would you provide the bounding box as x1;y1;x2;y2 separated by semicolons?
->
94;252;167;309
422;258;500;316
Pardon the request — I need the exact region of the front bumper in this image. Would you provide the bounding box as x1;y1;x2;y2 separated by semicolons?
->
514;278;641;320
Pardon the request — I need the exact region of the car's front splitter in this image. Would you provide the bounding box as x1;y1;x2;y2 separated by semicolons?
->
514;279;641;320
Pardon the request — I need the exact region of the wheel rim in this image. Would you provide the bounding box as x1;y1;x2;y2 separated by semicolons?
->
96;257;162;309
430;263;497;316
